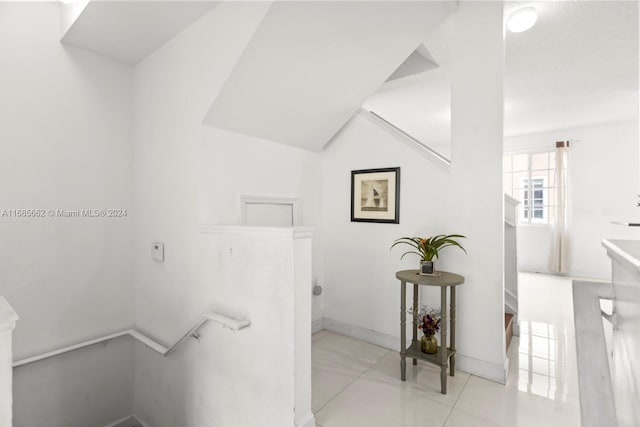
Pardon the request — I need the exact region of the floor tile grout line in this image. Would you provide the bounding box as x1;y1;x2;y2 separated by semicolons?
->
441;373;472;426
440;406;455;427
447;376;513;427
366;351;471;413
453;407;505;427
451;373;472;408
314;273;580;425
313;349;393;415
360;344;474;411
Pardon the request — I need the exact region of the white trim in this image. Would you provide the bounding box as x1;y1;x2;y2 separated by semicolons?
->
13;312;250;368
320;317;507;384
356;108;451;171
295;413;316;427
200;224;314;239
104;415;147;427
0;296;18;333
455;352;509;385
504;194;520;206
240;194;300;226
311;318;324;334
518;175;548;224
322;317;400;351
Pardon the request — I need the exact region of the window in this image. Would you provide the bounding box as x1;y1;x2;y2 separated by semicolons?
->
521;177;546;220
504;152;556;224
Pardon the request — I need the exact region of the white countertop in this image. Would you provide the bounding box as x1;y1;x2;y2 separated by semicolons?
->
572;280;617;427
602;239;640;274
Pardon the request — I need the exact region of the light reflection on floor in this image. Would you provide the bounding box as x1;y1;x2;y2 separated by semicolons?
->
509;273;580;401
311;272;582;426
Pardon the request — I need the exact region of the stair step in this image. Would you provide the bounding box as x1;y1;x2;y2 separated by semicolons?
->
505;313;514;351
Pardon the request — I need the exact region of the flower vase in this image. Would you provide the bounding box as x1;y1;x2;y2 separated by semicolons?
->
421;334;437;354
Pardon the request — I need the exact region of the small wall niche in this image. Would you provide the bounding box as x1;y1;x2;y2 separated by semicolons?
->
241;195;299;227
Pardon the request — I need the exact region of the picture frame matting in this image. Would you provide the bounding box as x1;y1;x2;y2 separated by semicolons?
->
350;167;400;224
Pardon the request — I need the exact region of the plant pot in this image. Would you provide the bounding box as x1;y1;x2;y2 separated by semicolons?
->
419;260;434;275
421;334;438;354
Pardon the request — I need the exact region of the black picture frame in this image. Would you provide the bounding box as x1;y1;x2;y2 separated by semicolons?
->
350;167;400;224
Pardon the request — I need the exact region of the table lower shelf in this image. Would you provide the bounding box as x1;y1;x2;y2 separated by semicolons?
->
403;341;456;366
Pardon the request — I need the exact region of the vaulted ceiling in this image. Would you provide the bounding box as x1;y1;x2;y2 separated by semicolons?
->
364;1;638;157
202;1;456;152
61;1;221;65
59;1;635;155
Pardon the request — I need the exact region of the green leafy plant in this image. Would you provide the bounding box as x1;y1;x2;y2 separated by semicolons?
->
390;234;467;261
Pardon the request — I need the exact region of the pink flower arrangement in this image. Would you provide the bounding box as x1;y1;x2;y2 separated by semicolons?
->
418;306;441;337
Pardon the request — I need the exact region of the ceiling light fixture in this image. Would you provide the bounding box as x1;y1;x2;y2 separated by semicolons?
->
507;7;538;33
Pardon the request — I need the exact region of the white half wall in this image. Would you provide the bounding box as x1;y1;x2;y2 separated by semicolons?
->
506;120;640;279
321;1;505;382
133;226;314;427
200;127;324;322
132;2;322;424
0;298;18;426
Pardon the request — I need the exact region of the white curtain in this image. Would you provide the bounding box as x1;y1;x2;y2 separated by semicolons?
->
550;141;570;273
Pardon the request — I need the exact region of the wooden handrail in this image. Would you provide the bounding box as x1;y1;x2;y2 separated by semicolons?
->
13;312;250;368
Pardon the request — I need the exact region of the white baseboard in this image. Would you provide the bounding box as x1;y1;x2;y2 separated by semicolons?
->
105;415;146;427
311;318;324;334
322;317;399;351
317;317;508;384
295;413;316;427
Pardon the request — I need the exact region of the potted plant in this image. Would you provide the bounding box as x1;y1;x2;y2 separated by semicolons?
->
390;234;467;275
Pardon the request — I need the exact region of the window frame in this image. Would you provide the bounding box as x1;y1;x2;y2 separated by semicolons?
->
504;151;556;226
519;176;548;224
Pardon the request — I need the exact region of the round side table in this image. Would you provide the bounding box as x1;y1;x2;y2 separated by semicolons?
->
395;269;465;395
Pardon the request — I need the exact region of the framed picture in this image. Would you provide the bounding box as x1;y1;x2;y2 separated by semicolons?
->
351;167;400;223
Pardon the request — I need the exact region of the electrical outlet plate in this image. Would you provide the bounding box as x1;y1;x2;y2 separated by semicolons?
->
152;242;164;262
225;242;235;260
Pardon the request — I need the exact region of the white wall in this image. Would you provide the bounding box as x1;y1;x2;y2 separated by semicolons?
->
321;2;506;382
13;338;135;427
506;120;640;279
132;2;321;424
0;3;135;425
200;126;324;323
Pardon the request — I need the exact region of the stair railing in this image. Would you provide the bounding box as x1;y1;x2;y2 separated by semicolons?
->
13;311;250;368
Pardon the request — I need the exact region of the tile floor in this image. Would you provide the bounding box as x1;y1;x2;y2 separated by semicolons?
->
311;272;582;427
